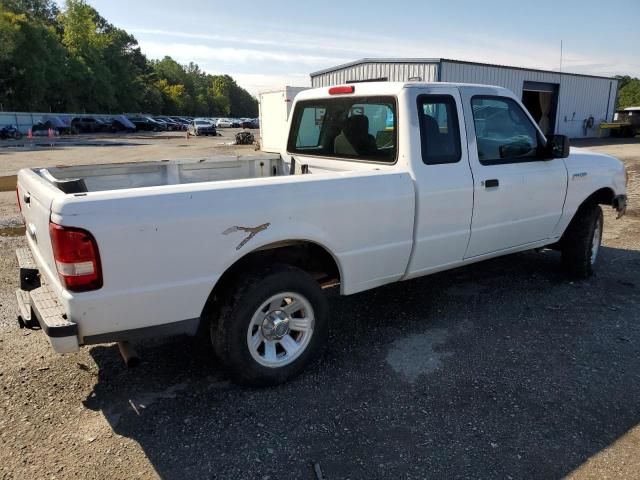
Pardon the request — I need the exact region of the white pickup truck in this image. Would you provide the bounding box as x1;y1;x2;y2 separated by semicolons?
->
15;82;627;386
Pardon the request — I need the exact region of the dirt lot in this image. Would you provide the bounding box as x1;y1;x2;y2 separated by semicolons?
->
0;137;639;479
0;129;260;178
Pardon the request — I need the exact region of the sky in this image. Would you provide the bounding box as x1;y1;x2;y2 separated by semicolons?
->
77;0;640;95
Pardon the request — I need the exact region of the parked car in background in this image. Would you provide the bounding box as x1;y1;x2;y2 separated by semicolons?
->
151;117;172;131
0;124;22;139
169;117;190;130
241;118;259;129
71;117;105;133
41;116;74;135
155;117;183;131
110;115;136;133
30;122;56;136
216;118;233;128
127;116;165;132
188;118;217;136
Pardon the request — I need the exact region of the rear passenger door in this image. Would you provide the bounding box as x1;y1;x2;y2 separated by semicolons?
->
405;86;475;278
460;88;568;258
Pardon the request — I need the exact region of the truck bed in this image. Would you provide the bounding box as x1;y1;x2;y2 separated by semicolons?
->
36;154;284;193
17;157;416;347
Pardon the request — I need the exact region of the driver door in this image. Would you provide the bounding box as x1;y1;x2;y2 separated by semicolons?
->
461;90;568;258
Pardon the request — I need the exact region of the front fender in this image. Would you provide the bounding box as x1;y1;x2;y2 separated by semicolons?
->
554;148;626;236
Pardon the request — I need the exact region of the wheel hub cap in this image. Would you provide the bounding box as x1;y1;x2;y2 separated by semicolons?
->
261;310;290;340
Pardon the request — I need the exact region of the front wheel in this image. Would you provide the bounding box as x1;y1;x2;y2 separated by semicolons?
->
209;264;328;386
560;203;603;278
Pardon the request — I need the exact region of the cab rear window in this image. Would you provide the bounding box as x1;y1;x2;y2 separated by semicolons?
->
287;96;397;163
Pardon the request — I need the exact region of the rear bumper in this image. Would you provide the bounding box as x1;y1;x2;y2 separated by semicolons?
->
15;248;79;354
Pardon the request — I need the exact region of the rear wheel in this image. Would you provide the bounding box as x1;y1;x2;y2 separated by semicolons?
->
560;203;603;278
209;264;328;386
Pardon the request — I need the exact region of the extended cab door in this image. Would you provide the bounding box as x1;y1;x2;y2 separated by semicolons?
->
459;87;568;258
404;85;474;278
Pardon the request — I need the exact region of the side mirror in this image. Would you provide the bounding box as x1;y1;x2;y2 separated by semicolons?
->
547;134;570;159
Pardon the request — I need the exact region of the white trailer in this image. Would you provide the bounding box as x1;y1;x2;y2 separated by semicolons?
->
258;86;308;153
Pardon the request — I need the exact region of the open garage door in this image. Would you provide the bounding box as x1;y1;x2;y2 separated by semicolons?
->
521;81;559;136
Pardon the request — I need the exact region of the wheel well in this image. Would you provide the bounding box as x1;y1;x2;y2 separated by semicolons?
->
557;187;614;247
200;241;341;321
582;187;615;208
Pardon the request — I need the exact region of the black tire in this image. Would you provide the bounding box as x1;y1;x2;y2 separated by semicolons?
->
560;203;603;278
209;264;328;386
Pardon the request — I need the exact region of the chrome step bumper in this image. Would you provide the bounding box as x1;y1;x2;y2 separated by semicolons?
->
15;248;79;353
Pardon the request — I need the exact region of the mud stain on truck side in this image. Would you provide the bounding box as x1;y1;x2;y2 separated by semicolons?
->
222;222;270;250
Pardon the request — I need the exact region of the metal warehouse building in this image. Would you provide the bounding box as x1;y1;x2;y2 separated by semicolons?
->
310;58;618;138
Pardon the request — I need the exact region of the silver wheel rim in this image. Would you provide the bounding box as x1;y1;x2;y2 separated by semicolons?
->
590;216;602;265
247;292;315;368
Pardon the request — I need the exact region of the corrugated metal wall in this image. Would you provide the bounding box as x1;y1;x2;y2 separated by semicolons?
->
310;60;618;138
440;61;617;138
311;62;439;87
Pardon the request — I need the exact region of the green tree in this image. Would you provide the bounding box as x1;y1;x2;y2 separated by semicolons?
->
0;8;67;111
616;76;640;110
61;0;116;111
0;0;258;115
1;0;59;25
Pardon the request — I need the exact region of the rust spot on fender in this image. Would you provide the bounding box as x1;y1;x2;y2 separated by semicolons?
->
222;223;270;250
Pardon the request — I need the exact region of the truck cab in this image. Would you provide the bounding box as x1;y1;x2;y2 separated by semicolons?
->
285;82;625;275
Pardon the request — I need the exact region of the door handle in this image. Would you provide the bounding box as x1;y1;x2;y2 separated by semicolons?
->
483;179;499;188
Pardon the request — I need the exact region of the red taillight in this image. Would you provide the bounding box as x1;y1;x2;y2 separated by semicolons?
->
49;222;102;292
328;85;354;95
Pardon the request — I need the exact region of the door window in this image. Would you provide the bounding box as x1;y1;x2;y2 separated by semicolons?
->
417;95;461;165
471;97;540;165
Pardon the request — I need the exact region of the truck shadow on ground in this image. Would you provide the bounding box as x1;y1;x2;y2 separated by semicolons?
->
84;246;640;479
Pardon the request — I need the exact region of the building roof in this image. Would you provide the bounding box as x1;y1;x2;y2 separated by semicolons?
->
309;58;618;81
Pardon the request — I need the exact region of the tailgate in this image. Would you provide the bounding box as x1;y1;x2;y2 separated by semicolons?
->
16;169;66;286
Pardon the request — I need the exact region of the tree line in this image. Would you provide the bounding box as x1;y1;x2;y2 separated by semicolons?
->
0;0;258;116
616;76;640;110
1;0;638;117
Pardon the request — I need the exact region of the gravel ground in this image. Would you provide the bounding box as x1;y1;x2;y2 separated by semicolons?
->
0;138;639;479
